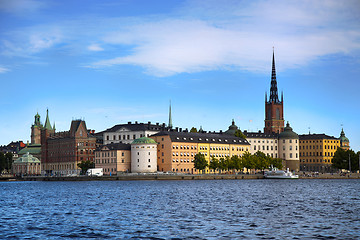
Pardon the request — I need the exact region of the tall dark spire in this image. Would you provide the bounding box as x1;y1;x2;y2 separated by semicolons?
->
168;100;173;129
269;48;280;103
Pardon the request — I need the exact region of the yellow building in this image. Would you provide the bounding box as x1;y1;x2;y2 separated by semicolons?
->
299;134;340;172
151;131;250;173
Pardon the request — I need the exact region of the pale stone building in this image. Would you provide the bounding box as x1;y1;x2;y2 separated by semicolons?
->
131;137;158;173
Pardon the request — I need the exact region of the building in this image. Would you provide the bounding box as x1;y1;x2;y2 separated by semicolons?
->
264;50;284;134
278;122;300;171
299;134;340;172
131;137;158;173
95;143;131;175
12;152;41;176
151;130;250;173
339;128;350;150
31;112;42;144
244;131;279;157
102;121;168;145
41;120;96;176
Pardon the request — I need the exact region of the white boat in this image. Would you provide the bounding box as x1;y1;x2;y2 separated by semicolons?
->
264;168;299;179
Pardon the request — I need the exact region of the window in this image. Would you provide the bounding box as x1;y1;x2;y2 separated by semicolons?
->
148;159;151;162
148;165;151;168
290;153;293;158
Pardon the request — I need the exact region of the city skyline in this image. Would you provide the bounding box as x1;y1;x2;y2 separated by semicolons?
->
0;0;359;151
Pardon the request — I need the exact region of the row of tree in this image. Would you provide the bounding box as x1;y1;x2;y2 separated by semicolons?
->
194;151;282;173
0;152;13;173
332;148;360;172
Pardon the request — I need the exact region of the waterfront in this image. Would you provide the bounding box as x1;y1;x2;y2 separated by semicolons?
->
1;179;359;239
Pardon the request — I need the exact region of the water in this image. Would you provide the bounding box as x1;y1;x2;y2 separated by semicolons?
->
0;179;359;239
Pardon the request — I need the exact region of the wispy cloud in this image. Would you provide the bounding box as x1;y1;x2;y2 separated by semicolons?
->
86;0;360;76
88;44;104;52
0;0;46;14
0;66;10;73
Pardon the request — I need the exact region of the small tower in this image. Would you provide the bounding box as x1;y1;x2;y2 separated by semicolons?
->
31;112;42;144
339;128;350;150
264;49;285;134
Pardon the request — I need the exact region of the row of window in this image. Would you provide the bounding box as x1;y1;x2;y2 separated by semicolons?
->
106;134;148;141
301;159;332;163
254;145;277;151
300;140;339;144
248;139;277;144
300;152;334;157
172;159;194;163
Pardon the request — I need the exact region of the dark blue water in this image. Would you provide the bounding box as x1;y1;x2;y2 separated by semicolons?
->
1;179;359;239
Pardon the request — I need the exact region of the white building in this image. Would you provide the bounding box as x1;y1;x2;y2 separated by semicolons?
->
103;121;167;145
131;137;158;173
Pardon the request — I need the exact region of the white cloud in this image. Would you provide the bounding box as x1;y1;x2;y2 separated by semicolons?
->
0;66;10;73
87;0;360;76
88;44;104;52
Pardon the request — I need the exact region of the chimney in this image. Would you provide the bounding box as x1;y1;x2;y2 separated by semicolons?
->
128;121;131;124
135;121;138;124
179;128;182;132
176;127;179;132
220;130;223;134
156;122;159;125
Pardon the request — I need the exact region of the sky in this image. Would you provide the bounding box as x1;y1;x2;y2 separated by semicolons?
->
0;0;359;151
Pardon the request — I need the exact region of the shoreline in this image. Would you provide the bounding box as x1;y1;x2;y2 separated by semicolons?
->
1;172;360;181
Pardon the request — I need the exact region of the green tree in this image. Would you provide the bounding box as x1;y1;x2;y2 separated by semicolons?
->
0;152;5;173
241;152;255;171
253;151;269;171
77;160;95;175
332;148;359;172
234;129;246;139
269;158;283;169
193;153;208;173
209;157;219;172
230;155;243;171
190;127;198;133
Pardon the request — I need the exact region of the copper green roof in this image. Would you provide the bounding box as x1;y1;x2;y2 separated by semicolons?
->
18;144;41;155
14;152;40;164
279;122;299;139
339;128;349;142
44;109;53;130
131;137;157;145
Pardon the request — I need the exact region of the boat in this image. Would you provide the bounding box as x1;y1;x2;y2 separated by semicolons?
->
264;168;299;179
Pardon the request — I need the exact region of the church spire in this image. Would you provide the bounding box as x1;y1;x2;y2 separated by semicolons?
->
44;109;53;130
168;101;173;129
269;48;280;103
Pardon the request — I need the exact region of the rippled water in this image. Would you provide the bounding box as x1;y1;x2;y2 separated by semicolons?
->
1;179;359;239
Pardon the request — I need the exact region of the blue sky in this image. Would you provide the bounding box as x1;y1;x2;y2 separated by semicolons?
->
0;0;359;151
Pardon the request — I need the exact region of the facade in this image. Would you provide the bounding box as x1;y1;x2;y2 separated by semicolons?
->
151;131;250;174
12;152;41;176
103;121;168;145
264;50;284;134
131;137;158;173
299;134;340;172
243;130;279;157
278;122;300;171
339;128;350;150
95;143;131;175
41;120;96;176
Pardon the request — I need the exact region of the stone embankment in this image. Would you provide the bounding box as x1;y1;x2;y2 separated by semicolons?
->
2;173;360;181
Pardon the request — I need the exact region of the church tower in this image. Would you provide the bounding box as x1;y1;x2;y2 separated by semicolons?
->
31;112;42;144
264;49;284;134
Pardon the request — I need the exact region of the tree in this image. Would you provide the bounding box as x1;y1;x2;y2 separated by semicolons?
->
209;157;219;172
230;155;243;171
193;153;208;173
0;152;5;173
77;160;95;175
190;127;198;133
332;148;359;172
269;157;283;169
234;130;246;139
241;152;255;171
253;151;269;171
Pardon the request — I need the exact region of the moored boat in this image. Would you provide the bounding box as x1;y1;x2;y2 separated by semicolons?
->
264;168;299;179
